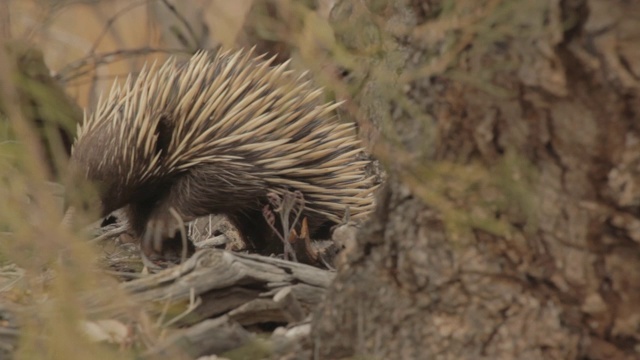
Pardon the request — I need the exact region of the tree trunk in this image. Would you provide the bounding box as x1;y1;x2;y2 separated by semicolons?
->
312;0;640;359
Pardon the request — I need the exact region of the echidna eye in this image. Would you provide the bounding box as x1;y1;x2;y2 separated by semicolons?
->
338;67;351;79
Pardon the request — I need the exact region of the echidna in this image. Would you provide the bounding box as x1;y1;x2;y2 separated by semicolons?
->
70;49;376;255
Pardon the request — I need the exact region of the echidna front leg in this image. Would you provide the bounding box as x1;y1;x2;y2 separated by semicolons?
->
125;196;194;265
131;166;270;263
144;208;186;252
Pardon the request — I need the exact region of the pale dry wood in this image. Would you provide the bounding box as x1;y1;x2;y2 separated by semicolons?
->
0;249;334;358
142;315;253;359
116;249;332;355
115;249;333;357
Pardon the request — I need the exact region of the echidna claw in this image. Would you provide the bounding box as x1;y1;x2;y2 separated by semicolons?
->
140;250;163;272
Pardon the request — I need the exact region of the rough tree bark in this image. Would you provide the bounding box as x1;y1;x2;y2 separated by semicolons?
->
312;0;640;359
